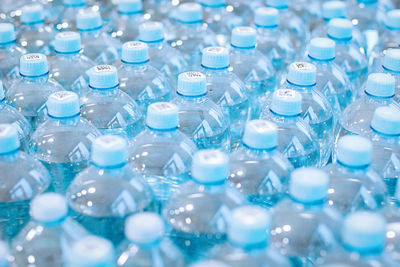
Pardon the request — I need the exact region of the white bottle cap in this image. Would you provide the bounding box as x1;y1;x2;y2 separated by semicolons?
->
309;38;335;61
270;89;302;116
201;47;229;69
118;0;142;14
385;9;400;29
231;26;257;49
337;135;372;167
55;31;82;53
76;9;102;31
242;120;278;150
63;0;86;6
125;212;164;245
371;106;400;136
254;7;279;28
92;135;128;167
365;73;395;97
21;4;45;24
0;23;16;44
139;21;164;42
47;91;80;118
287;62;316;86
192;149;229;184
0;124;20;154
146;102;179;130
30;193;68;223
322;1;346;20
176;3;202;23
20;53;48;77
289;167;329;203
197;0;226;8
121;41;149;64
342;211;386;252
177;71;206;96
383;48;400;72
328;18;353;40
89;65;119;89
69;235;114;267
228;205;271;246
266;0;289;9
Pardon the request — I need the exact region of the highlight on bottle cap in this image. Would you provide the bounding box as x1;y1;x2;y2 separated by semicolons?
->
125;212;165;244
254;7;279;28
322;1;346;20
122;41;149;64
365;73;395;98
176;2;202;23
177;71;207;96
371;106;400;136
270;89;302;116
231;26;257;49
308;37;335;61
385;9;400;29
54;31;82;53
336;135;372;167
92;135;128;167
20;53;48;77
89;65;119;89
289;167;329;203
139;21;164;42
383;48;400;72
30;193;68;223
328;18;353;40
266;0;289;9
287;62;316;86
69;235;115;267
76;8;102;31
21;4;45;24
192;149;229;184
242;120;278;150
0;23;16;44
63;0;87;7
146;102;179;130
46;91;80;118
201;46;229;69
117;0;142;14
197;0;226;8
0;124;20;154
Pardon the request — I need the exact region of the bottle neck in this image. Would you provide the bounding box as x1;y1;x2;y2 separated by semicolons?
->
0;40;17;49
21;74;49;83
337;160;370;171
0;149;20;161
49;114;81;125
121;60;149;69
79;27;102;37
141;39;164;49
290;195;326;209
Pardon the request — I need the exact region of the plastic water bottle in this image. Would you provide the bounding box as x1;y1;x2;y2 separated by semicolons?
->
54;0;87;31
81;65;143;140
76;8;121;65
163;149;247;262
324;135;387;215
6;53;63;129
210;205;291;266
327;18;369;91
49;31;94;96
229;26;277;119
18;4;55;55
10;193;88;267
168;2;218;70
129;102;197;210
260;89;320;168
311;1;346;38
270;168;340;266
306;37;353;118
67;235;115;267
0;23;25;90
138;21;187;86
254;7;296;80
118;41;172;115
0;124;50;240
381;193;400;262
373;48;400;102
229;120;293;208
67;134;153;245
116;212;185;266
281;62;335;167
201;46;249;150
29;91;100;193
172;71;230;151
319;211;397;266
0;241;8;267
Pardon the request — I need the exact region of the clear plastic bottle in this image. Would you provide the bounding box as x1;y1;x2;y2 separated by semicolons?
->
324;135;387;215
281;62;335;167
76;8;121;65
10;193;88;267
118;41;172;115
229;120;293;208
6;53;63;129
49;31;94;96
18;4;55;55
229;26;277;119
373;48;400;102
163;149;247;262
201;46;249;150
311;1;346;38
260;89;320;168
381;195;400;262
210;205;291;267
54;0;87;31
28;91;100;193
172;71;230;151
0;241;8;267
81;64;143;140
0;124;50;240
67;135;153;245
270;168;341;266
116;212;185;266
129;102;197;210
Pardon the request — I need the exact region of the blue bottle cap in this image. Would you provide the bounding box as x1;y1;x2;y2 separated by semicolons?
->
139;21;164;42
342;212;386;252
270;89;302;116
337;135;372;167
231;26;257;48
289;167;329;203
118;0;142;14
322;1;346;20
254;7;279;27
21;4;45;24
287;62;316;86
146;102;179;130
228;205;271;246
20;53;48;77
121;41;149;64
201;46;229;69
328;18;353;40
371;106;400;135
386;9;400;29
125;212;164;245
63;0;86;7
69;235;114;267
0;23;16;44
383;48;400;72
242;120;278;150
54;31;82;53
192;149;229;184
176;3;202;23
177;71;206;96
47;91;80;118
309;37;336;61
76;9;102;31
30;193;68;223
0;81;4;100
197;0;226;8
92;135;128;167
89;65;119;89
0;124;20;154
365;73;395;97
191;261;229;267
266;0;289;9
